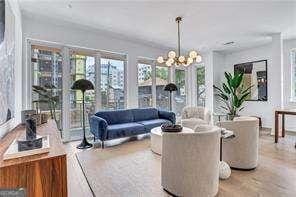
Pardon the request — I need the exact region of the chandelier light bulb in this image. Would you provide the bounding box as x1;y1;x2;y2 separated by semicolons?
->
196;55;202;63
157;56;164;63
168;58;174;64
187;57;193;64
189;51;197;58
166;60;172;67
168;51;176;59
178;56;185;63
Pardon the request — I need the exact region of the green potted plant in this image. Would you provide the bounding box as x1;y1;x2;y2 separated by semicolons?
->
213;72;252;120
32;84;60;128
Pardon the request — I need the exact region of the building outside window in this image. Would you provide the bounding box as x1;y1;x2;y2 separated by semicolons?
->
31;45;63;130
101;58;125;110
196;65;205;106
138;63;153;108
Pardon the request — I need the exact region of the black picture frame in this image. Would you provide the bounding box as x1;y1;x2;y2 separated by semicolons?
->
234;60;268;101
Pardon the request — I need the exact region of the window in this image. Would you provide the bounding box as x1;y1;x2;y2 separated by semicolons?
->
196;65;205;106
101;58;125;110
156;66;169;110
31;45;62;130
174;69;186;116
69;52;95;137
138;63;152;108
291;49;296;101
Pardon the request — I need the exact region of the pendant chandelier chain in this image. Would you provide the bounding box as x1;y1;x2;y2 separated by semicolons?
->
156;16;202;67
177;17;181;57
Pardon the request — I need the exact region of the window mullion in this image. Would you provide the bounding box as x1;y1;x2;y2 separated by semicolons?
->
95;53;101;111
62;47;70;141
152;63;157;108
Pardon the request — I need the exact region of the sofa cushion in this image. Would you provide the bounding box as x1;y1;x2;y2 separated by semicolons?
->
95;109;134;125
132;108;159;122
107;123;145;140
138;119;170;131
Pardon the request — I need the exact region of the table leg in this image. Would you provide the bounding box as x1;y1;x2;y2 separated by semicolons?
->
282;114;285;138
275;111;279;143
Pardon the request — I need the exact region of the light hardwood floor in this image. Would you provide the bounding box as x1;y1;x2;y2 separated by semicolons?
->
65;130;296;197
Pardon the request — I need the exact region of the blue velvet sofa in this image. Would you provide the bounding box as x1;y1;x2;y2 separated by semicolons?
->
89;108;175;148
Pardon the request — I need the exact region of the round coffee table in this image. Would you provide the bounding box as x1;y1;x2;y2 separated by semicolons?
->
150;126;194;155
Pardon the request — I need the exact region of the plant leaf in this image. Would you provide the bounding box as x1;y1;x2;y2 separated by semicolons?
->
218;93;229;101
241;85;253;95
213;85;223;93
222;83;231;94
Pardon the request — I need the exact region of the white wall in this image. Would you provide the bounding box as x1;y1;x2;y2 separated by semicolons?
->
0;0;22;138
214;38;296;130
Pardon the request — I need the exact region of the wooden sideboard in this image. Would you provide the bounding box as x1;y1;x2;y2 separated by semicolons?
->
0;121;67;197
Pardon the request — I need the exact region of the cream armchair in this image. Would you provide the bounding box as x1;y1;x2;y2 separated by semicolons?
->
217;117;259;170
161;126;220;197
181;106;212;129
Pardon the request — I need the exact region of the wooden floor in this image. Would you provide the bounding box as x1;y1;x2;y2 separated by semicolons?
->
64;130;296;197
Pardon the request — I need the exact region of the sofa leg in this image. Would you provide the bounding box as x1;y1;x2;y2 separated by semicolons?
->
93;135;96;142
101;141;104;149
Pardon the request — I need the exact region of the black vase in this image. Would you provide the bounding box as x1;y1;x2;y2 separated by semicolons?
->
26;118;36;140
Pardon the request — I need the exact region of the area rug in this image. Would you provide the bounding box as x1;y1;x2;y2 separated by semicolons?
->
76;139;170;197
76;136;296;197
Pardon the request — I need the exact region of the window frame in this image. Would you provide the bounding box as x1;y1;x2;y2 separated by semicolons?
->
196;63;206;107
137;58;171;109
290;48;296;102
100;54;127;110
137;60;154;108
27;39;128;141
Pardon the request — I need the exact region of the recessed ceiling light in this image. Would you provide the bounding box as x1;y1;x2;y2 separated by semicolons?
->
223;41;235;45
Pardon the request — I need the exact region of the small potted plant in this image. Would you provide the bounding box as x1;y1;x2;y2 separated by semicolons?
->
213;72;252;120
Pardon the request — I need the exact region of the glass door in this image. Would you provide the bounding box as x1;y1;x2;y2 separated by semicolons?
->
138;63;153;108
100;58;125;110
156;66;170;111
31;45;63;130
69;51;96;140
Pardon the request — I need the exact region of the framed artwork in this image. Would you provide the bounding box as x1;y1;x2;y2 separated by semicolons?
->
0;0;15;125
234;60;267;101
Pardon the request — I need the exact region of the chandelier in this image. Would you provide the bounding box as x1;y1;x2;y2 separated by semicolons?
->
157;17;202;67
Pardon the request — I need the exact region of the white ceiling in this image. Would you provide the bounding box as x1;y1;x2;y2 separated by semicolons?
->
19;0;296;53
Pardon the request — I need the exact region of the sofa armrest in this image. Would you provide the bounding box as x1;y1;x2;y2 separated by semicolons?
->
159;110;176;124
89;115;108;141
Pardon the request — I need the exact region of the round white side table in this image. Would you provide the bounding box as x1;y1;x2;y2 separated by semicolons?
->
219;129;235;179
150;126;194;155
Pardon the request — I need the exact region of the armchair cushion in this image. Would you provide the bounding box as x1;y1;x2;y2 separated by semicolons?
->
107;123;145;140
181;118;208;130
